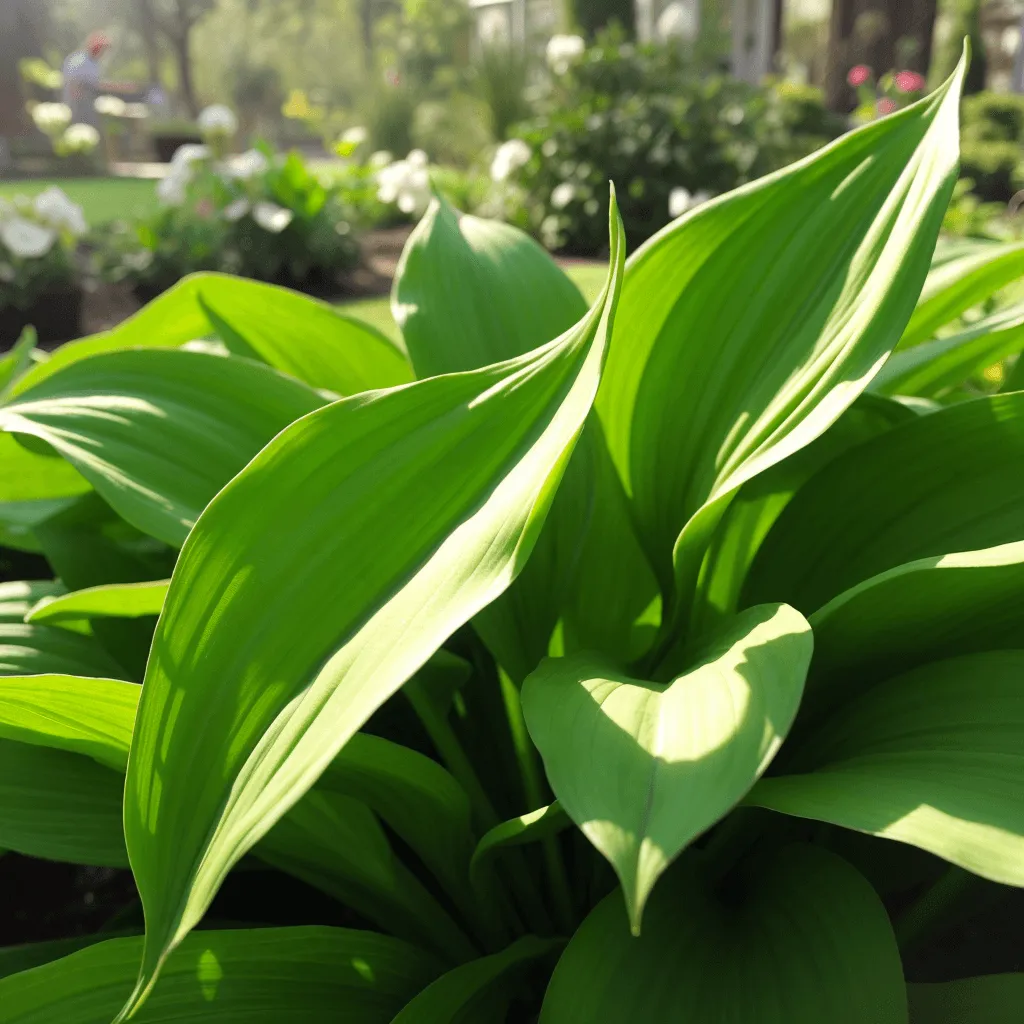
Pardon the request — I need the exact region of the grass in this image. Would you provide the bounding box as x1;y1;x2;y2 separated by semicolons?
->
341;262;608;343
0;178;160;226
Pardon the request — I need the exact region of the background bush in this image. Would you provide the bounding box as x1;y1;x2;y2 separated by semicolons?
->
960;92;1024;203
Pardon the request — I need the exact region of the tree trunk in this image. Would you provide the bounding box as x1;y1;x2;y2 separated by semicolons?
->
825;0;938;111
173;28;199;116
136;0;164;85
0;0;47;139
359;0;374;68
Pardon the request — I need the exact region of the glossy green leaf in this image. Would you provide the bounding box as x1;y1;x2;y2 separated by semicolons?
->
0;926;441;1024
0;327;38;395
0;349;324;547
116;200;625;1018
540;844;907;1023
522;603;812;930
908;974;1024;1023
750;650;1024;886
597;57;965;630
806;541;1024;716
0;433;90;503
0;934;137;983
393;195;587;378
0;622;123;677
874;299;1024;397
0;672;137;771
391;936;559;1024
27;580;170;626
0;740;127;865
900;239;1024;350
0;580;64;623
744;391;1024;614
196;272;412;393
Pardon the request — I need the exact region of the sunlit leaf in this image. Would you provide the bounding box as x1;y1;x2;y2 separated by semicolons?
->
27;580;170;627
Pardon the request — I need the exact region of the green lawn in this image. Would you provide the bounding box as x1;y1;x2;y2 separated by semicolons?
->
341;262;607;343
0;177;160;226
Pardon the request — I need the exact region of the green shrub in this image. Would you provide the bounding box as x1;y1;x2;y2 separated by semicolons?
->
96;145;360;296
4;53;1024;1023
506;32;845;254
959;92;1024;203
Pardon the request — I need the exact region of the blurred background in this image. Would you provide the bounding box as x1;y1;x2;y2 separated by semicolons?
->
2;0;1024;344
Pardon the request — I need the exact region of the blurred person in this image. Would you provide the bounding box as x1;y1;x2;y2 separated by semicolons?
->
62;31;111;127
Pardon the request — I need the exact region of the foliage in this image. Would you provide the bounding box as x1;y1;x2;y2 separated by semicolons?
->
4;52;1024;1023
96;145;360;295
506;32;846;254
959;92;1024;203
472;44;533;143
0;188;86;311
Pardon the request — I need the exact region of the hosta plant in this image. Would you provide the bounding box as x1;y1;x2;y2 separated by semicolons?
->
2;49;1024;1022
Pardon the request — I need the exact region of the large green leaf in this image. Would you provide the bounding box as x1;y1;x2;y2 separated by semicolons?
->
0;740;127;865
116;200;625;1018
0;926;441;1024
522;603;811;930
391;936;559;1023
0;433;90;502
196;272;412;393
596;57;965;632
805;541;1024;717
874;299;1024;398
0;622;124;677
744;391;1024;614
900;239;1024;350
908;975;1024;1023
26;580;170;627
539;844;906;1023
750;650;1024;886
0;349;324;547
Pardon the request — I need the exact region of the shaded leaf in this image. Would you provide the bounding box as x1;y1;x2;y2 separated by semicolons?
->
0;580;64;623
0;622;123;677
522;603;812;930
908;974;1024;1023
470;802;570;890
539;844;906;1023
750;650;1024;886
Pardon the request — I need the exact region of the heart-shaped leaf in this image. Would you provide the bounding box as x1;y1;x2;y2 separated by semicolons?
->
522;603;812;930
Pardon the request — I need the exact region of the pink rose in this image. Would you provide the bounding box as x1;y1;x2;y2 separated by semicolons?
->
847;65;872;88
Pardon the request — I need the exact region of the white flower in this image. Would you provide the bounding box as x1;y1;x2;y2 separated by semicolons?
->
94;94;127;117
668;187;711;219
368;150;393;170
0;217;57;259
171;143;210;169
222;198;251;222
546;34;585;74
376;153;431;216
198;104;238;137
253;201;293;233
31;102;72;136
33;187;87;236
224;149;268;180
490;139;531;182
551;182;575;210
157;171;188;206
62;123;101;154
341;126;368;146
657;1;700;42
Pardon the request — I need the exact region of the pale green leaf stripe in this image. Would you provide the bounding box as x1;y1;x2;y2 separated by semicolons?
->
196;272;412;394
0;926;441;1024
117;200;626;1019
0;580;64;623
598;56;965;624
523;603;811;931
540;844;906;1023
874;299;1024;397
806;540;1024;712
744;391;1024;615
0;349;324;547
750;650;1024;886
0;622;123;678
908;974;1024;1023
391;936;560;1023
0;673;137;771
901;239;1024;350
26;580;170;626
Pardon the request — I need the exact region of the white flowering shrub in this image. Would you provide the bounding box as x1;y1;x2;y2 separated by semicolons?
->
97;145;360;296
0;188;87;311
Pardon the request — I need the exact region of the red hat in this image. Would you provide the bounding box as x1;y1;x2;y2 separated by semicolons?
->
87;31;110;57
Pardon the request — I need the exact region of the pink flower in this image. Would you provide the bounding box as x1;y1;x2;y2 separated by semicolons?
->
877;97;898;116
847;65;872;88
195;198;214;219
894;70;926;94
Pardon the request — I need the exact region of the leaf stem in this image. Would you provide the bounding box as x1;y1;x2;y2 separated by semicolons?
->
499;669;576;935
